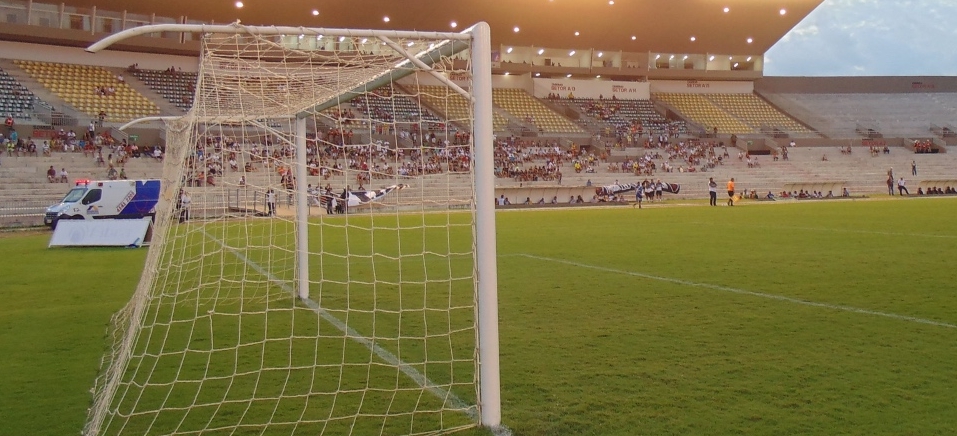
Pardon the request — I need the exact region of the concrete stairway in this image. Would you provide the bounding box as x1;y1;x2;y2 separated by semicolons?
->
4;144;957;227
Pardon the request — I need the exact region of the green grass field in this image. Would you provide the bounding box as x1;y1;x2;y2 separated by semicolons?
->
3;197;957;435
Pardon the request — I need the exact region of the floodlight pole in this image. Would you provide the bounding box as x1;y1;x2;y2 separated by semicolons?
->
295;116;310;300
470;21;502;430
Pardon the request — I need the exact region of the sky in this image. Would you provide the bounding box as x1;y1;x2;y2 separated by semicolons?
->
765;0;957;76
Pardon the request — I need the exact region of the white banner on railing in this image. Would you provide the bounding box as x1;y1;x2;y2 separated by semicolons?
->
650;80;754;94
532;78;651;100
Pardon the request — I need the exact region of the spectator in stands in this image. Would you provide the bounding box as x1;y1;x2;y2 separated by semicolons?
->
46;165;56;182
886;175;894;196
766;191;776;200
842;187;850;197
58;168;68;183
4;114;13;133
897;177;910;196
7;129;17;151
917;187;924;196
912;160;917;176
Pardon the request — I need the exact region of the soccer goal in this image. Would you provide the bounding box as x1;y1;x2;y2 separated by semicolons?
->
83;22;501;435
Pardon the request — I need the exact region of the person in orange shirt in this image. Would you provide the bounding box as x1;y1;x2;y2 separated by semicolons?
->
726;177;735;206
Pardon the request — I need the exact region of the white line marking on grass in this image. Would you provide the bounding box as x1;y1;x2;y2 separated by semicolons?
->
202;231;482;424
512;253;957;329
689;221;957;239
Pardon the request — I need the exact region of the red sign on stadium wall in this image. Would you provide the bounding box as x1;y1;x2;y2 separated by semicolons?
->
649;80;754;94
532;78;650;99
31;127;57;139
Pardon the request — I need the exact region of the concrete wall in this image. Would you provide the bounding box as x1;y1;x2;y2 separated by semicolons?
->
0;40;199;71
493;185;606;205
756;76;957;94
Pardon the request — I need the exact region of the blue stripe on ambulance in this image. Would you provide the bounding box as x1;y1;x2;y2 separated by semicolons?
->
118;180;161;215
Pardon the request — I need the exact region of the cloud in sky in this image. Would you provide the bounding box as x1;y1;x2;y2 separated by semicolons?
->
765;0;957;76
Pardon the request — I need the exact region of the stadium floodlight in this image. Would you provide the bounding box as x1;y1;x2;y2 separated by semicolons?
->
83;21;502;436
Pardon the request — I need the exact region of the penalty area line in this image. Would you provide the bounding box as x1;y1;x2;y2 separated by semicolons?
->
202;230;480;422
511;253;957;330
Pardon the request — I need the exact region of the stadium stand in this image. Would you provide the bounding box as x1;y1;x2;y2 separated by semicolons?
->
492;88;585;134
706;93;815;136
414;85;509;132
654;93;756;134
13;60;159;122
758;92;957;138
559;98;684;137
0;66;36;120
128;68;198;112
351;88;445;129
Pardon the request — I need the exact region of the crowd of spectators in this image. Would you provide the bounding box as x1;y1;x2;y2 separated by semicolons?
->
493;137;575;182
913;139;935;153
918;186;956;195
0;119;164;185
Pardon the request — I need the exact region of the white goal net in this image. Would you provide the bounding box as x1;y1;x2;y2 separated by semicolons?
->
84;22;499;436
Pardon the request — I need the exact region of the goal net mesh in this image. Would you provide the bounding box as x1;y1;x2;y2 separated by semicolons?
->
85;26;483;436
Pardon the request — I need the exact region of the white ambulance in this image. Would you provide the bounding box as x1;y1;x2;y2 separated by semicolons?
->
44;179;161;229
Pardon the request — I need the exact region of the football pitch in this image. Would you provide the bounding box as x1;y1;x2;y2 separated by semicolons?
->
2;197;957;435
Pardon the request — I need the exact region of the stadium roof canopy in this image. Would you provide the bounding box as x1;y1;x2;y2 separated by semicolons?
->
61;0;823;54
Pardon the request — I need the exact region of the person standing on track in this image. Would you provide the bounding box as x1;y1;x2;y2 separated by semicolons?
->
266;189;276;216
708;177;718;206
887;168;895;195
727;177;736;206
897;177;910;196
634;182;643;209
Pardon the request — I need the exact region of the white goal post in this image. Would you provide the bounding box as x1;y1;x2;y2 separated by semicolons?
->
84;21;501;435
